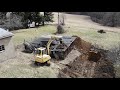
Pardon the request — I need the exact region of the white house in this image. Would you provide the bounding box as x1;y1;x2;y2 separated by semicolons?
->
28;21;35;28
0;28;16;62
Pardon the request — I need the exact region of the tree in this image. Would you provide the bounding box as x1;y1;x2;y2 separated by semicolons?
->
44;12;54;23
102;12;116;27
13;12;31;28
0;12;54;30
40;12;45;26
0;12;7;19
60;13;66;25
15;12;54;27
13;12;42;28
57;12;65;34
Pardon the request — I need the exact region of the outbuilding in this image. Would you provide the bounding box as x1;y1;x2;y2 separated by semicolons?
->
0;28;16;62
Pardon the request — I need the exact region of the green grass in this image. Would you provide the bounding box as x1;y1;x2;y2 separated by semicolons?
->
12;25;120;50
12;25;56;46
60;26;120;50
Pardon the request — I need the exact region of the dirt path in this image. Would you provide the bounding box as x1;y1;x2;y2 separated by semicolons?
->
53;13;120;33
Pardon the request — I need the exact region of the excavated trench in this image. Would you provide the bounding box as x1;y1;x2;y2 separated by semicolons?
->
58;36;115;78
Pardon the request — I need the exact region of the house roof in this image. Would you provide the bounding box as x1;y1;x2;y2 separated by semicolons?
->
0;28;14;39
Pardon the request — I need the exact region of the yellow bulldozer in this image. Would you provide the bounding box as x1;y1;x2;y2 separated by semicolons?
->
34;36;62;66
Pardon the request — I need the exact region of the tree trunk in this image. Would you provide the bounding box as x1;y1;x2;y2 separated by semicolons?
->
58;12;60;25
42;12;45;26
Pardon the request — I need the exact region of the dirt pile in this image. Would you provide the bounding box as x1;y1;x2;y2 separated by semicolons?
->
72;36;92;53
58;36;115;78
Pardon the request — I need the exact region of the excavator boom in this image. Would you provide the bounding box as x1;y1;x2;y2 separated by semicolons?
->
46;36;59;55
47;39;53;55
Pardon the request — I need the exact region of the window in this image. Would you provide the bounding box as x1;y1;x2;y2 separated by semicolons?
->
2;45;5;50
0;46;2;51
0;45;5;52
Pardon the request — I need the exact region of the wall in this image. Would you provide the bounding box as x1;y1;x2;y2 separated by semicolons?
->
0;37;16;62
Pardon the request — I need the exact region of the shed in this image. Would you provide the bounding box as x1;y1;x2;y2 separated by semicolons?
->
0;28;16;62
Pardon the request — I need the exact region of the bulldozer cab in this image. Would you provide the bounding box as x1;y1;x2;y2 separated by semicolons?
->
35;47;46;56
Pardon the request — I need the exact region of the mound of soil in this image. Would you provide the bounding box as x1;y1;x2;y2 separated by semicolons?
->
72;36;92;53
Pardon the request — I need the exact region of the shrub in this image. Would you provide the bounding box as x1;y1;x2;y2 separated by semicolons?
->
57;25;65;34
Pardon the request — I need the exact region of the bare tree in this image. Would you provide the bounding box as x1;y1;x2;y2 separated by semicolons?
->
57;12;65;34
58;12;60;25
60;13;66;25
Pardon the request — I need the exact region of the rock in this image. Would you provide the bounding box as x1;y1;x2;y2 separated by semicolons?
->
97;29;106;34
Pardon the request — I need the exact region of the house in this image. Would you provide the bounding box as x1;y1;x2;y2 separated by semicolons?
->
28;21;35;28
0;28;16;62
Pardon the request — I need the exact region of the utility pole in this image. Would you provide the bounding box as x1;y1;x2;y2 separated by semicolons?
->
58;12;60;25
42;12;45;26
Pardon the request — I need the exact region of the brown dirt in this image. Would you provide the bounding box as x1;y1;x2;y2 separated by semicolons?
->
58;56;96;78
58;36;115;78
88;51;101;62
93;58;115;78
72;36;92;53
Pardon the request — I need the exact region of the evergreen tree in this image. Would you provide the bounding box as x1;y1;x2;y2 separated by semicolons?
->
44;12;54;23
0;12;54;30
0;12;7;19
14;12;54;27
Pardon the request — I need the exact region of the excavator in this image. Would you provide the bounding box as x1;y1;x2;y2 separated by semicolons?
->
34;36;61;66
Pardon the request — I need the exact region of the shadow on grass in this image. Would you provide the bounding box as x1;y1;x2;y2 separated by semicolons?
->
29;61;50;68
29;61;41;68
21;50;33;54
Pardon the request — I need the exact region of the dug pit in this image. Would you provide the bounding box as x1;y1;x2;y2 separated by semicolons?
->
58;36;115;78
88;51;101;62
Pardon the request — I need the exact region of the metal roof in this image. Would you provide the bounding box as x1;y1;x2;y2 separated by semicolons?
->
0;28;14;39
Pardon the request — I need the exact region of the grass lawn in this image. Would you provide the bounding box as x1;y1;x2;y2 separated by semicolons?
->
12;24;120;50
65;26;120;50
12;25;56;46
